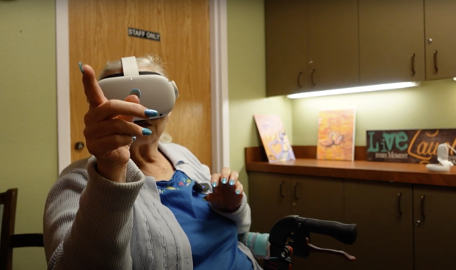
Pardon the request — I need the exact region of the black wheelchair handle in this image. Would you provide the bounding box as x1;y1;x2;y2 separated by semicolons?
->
298;217;357;245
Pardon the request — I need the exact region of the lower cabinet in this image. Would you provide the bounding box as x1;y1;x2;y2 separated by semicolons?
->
291;176;346;270
248;172;456;270
344;180;414;270
249;172;346;269
249;172;291;234
413;185;456;270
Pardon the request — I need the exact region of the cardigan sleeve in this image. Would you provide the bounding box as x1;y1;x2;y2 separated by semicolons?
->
43;157;144;270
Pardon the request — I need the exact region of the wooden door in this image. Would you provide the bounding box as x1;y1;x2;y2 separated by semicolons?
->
344;180;413;270
359;0;425;85
414;185;456;270
69;0;211;167
248;172;291;233
264;0;308;97
425;0;456;80
291;176;346;270
307;0;359;91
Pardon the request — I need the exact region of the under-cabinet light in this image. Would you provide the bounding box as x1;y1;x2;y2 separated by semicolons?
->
287;82;420;99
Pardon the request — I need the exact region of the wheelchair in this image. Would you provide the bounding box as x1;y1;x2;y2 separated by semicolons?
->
246;215;358;270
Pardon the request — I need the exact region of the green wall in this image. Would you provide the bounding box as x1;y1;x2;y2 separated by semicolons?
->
0;1;57;269
227;0;293;196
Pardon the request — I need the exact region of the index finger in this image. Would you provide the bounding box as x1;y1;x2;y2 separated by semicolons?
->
81;63;107;107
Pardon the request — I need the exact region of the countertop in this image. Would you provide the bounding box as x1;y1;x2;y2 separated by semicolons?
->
245;146;456;188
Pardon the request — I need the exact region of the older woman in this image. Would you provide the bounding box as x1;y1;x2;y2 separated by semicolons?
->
44;55;261;270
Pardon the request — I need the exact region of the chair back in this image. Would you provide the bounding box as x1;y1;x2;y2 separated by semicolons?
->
0;188;44;270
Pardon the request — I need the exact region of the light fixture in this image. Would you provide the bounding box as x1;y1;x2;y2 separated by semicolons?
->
287;82;420;99
453;77;456;81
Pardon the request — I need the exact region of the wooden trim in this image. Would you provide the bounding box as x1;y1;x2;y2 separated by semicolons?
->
245;146;456;188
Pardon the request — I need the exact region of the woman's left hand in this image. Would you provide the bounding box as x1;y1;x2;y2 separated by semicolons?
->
205;167;243;213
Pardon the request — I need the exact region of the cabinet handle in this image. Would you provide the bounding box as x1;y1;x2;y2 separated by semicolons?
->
293;182;299;200
411;54;416;76
433;50;438;73
397;192;402;215
420;195;426;218
279;181;285;198
297;72;303;88
310;69;316;86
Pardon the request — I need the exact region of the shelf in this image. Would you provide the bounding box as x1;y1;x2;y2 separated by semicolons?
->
245;146;456;188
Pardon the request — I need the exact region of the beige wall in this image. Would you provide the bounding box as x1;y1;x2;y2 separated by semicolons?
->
0;0;57;269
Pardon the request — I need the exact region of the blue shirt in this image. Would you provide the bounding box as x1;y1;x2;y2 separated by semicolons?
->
156;170;253;270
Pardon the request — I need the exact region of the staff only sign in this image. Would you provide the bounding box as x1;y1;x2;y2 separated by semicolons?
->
366;129;456;164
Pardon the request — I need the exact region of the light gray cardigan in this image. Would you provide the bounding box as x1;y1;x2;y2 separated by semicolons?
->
44;142;261;270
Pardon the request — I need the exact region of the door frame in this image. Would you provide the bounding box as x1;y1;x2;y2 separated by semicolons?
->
55;0;229;174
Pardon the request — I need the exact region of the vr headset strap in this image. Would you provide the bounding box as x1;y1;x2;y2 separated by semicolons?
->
121;56;140;77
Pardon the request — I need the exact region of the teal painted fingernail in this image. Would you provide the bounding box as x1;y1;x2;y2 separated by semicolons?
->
132;136;137;141
222;178;228;184
130;89;141;98
142;128;152;136
145;109;158;117
78;62;84;74
211;182;217;188
229;180;235;186
236;190;241;195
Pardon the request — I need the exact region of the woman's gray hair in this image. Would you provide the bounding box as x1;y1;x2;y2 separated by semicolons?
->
99;54;172;143
99;54;167;80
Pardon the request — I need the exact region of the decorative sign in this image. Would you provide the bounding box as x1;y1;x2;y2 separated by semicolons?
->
128;27;160;41
366;129;456;164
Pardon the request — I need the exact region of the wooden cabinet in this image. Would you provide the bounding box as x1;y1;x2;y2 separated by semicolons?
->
264;0;308;97
424;0;456;80
264;0;358;97
291;176;346;270
358;0;425;85
248;172;347;269
344;180;414;270
413;185;456;269
265;0;456;97
248;172;291;233
307;0;359;91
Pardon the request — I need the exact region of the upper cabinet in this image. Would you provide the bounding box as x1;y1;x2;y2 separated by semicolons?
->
359;0;425;85
265;0;358;96
265;0;456;97
264;0;308;96
307;0;359;91
425;0;456;80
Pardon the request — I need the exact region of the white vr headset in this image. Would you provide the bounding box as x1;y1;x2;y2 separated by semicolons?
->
98;56;178;122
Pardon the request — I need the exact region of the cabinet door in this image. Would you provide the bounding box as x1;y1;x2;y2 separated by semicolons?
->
425;0;456;80
344;180;413;270
307;0;359;91
265;0;308;97
359;0;425;85
248;172;291;233
291;176;346;270
414;185;456;270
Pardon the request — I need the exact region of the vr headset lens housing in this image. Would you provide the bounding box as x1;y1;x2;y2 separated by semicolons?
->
98;56;178;122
